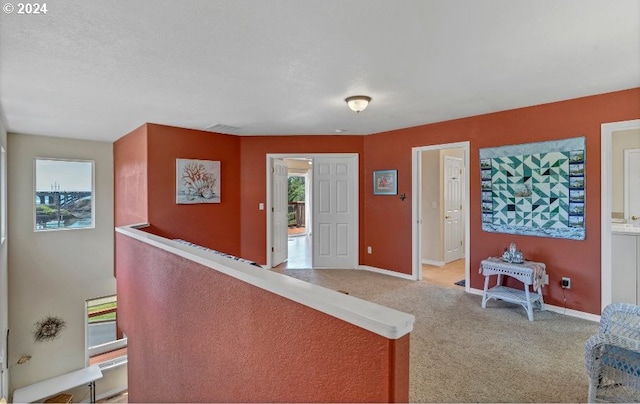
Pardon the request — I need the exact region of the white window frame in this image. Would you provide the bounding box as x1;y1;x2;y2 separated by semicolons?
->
85;295;128;370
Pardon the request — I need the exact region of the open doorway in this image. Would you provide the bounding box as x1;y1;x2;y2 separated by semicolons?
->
412;142;470;289
284;158;312;269
267;153;359;270
601;119;640;310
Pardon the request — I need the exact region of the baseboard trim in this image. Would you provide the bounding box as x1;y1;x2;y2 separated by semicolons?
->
358;265;415;280
543;304;601;322
468;287;600;322
422;259;445;266
79;386;128;403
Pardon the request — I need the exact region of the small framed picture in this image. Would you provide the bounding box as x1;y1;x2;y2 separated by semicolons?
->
373;170;397;195
176;158;221;204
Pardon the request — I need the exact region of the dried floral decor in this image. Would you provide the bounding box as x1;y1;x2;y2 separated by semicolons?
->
176;159;221;204
33;316;66;342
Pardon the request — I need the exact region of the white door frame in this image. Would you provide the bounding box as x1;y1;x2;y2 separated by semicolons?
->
266;153;359;269
412;142;470;289
601;119;640;311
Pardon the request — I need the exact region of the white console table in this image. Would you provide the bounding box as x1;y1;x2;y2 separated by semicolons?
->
12;365;103;403
480;257;548;321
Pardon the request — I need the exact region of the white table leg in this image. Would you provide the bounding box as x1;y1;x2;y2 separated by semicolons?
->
537;286;545;311
482;275;490;308
524;286;534;321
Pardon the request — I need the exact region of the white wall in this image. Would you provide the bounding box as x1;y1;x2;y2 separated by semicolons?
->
612;128;640;215
0;120;8;400
421;150;440;264
7;133;123;399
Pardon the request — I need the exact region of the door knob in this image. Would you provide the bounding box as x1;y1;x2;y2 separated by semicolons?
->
632;215;639;221
445;215;451;219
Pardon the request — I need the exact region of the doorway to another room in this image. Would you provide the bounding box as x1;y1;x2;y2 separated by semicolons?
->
601;119;640;309
267;154;359;271
285;158;312;269
412;142;470;289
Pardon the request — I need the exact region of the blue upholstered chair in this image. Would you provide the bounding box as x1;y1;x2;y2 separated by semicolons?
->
585;303;640;402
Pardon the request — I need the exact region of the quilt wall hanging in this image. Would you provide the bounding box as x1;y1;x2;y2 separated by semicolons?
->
479;137;585;240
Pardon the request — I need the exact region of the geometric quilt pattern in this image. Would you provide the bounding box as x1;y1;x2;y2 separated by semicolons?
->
480;137;585;240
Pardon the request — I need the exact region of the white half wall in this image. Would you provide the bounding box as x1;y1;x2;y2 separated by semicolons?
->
7;134;121;397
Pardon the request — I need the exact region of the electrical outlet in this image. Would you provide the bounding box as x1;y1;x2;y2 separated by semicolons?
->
561;277;571;289
367;246;372;254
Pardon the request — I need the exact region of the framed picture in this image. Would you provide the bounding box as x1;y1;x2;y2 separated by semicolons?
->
176;158;221;204
479;136;585;240
373;169;397;195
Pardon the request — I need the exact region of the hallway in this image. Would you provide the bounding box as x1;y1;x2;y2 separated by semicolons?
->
422;259;465;287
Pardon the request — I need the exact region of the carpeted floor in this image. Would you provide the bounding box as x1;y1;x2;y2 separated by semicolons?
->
276;267;599;403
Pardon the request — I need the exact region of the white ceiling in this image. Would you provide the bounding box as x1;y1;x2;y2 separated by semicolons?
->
1;0;639;142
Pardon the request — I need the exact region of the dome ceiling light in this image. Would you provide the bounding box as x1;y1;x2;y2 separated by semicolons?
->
345;95;371;113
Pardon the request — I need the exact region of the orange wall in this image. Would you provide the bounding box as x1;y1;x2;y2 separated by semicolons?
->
146;124;242;254
114;124;148;227
239;135;365;263
114;89;640;315
116;232;409;402
363;88;640;314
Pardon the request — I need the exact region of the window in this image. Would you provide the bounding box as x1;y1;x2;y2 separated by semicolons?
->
34;158;94;231
86;295;127;370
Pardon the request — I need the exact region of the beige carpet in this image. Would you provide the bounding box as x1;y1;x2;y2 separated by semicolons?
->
276;268;599;403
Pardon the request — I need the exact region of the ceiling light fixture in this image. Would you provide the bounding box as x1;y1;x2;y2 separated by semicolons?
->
345;95;371;113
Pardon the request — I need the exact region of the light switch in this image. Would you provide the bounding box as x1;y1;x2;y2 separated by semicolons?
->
259;203;264;210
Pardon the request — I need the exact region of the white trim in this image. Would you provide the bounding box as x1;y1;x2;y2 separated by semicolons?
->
422;259;445;266
88;338;128;357
358;265;415;281
97;356;128;371
0;144;6;244
601;119;640;311
117;225;414;339
543;304;601;322
468;287;600;322
82;386;128;404
266;153;359;269
412;142;470;290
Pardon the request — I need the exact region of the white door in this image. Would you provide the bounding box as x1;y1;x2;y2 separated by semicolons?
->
625;149;640;224
272;159;288;267
312;156;358;269
443;155;464;263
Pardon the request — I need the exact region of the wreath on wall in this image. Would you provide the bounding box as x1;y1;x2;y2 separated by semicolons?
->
33;316;66;342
